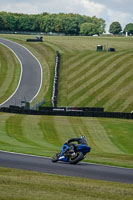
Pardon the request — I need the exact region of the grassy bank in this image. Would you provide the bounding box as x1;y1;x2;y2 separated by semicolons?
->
0;43;21;104
0;112;133;168
0;167;133;200
57;37;133;112
0;35;133;111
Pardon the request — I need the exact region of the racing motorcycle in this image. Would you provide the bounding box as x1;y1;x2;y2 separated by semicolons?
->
52;143;91;164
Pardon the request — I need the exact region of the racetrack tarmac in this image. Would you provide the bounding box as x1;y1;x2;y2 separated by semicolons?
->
0;38;42;107
0;151;133;184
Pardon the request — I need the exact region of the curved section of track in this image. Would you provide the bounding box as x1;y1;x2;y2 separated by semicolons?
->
0;38;42;107
0;151;133;184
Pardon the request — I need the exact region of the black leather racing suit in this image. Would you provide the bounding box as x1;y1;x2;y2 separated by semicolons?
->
67;137;88;153
67;137;88;146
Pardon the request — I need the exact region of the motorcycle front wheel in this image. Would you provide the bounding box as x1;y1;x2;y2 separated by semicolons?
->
51;153;60;162
69;152;84;164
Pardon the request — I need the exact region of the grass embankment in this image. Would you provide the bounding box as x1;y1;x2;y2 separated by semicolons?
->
1;35;133;111
57;36;133;112
0;43;20;104
0;167;133;200
0;112;133;168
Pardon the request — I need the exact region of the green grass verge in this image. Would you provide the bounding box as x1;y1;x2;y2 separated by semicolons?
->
0;167;133;200
0;43;21;104
0;112;133;168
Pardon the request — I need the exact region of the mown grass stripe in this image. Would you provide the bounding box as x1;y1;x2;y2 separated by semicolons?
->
58;52;95;105
53;116;77;143
99;118;133;154
103;69;133;112
83;56;133;108
107;87;133;113
39;116;62;149
96;81;133;112
68;53;114;88
67;54;107;86
68;51;125;92
68;52;131;105
67;117;87;138
0;47;8;88
80;118;123;154
0;113;32;148
44;41;64;53
76;73;133;108
0;61;20;100
67;52;97;77
62;51;92;71
22;115;61;150
0;113;15;147
114;83;133;112
5;115;38;148
68;52;127;100
59;53;89;81
22;115;48;148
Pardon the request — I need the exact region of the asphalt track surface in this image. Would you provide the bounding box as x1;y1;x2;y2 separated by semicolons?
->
0;38;42;107
0;151;133;184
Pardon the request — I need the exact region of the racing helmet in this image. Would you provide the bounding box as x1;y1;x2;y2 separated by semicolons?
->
80;135;85;139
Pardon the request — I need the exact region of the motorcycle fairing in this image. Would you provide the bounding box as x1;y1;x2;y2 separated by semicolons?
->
58;156;69;162
76;145;91;155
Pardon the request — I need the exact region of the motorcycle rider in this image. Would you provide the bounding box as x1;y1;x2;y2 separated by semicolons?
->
67;135;88;146
64;136;88;156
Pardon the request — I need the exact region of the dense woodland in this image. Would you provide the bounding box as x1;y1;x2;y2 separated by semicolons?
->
0;12;106;35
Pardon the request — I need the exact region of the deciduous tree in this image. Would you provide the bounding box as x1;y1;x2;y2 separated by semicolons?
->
80;22;97;36
109;21;122;34
124;23;133;35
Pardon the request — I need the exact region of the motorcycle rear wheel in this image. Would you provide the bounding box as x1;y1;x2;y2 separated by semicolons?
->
69;152;84;164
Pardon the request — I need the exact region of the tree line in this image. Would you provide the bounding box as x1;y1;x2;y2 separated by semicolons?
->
0;12;132;36
0;12;106;35
109;21;133;35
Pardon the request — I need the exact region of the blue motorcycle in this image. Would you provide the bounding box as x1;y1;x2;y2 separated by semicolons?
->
52;143;91;164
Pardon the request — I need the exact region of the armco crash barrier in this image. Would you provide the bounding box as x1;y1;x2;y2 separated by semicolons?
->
39;106;104;112
0;106;133;120
52;51;60;107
